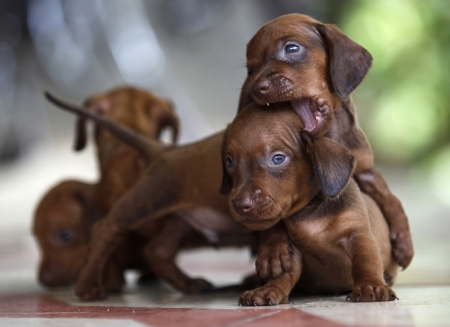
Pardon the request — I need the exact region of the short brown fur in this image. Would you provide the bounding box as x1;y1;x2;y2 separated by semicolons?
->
238;13;413;269
222;103;398;304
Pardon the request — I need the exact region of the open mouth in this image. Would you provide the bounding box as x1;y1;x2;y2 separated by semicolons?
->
290;98;329;134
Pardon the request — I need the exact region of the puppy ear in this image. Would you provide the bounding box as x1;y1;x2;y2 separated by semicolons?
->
302;132;355;198
237;77;253;113
316;24;372;99
220;128;233;194
73;118;87;151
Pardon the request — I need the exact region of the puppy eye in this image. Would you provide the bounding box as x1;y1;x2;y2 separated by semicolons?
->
285;44;300;53
59;229;74;243
226;156;234;169
247;69;253;77
272;154;286;165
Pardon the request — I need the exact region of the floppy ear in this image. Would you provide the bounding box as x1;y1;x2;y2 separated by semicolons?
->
302;132;355;198
220;128;233;194
73;118;87;151
237;77;253;113
316;24;372;99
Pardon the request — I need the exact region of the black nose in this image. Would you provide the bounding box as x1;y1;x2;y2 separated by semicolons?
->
252;79;270;96
233;196;254;215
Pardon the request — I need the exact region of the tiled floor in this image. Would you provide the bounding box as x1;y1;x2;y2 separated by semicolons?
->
0;236;450;327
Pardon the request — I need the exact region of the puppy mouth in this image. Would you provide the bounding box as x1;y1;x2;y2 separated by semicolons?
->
290;97;329;134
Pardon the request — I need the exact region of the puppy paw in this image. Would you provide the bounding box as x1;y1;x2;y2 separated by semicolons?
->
74;280;106;301
256;244;292;280
179;278;214;294
391;230;414;269
347;284;398;302
238;284;292;306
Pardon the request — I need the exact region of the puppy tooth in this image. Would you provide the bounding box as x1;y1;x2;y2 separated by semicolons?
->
267;103;270;106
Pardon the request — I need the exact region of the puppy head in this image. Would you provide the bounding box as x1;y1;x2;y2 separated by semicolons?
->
33;181;95;287
74;86;180;151
241;13;372;135
221;103;355;231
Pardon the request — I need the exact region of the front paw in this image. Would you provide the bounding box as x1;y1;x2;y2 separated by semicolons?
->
347;284;398;302
391;230;414;269
238;284;291;306
256;245;292;280
74;280;106;301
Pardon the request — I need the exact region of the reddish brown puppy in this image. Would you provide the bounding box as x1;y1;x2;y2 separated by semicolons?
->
33;180;98;286
33;87;179;289
221;103;398;304
45;93;258;301
238;14;413;270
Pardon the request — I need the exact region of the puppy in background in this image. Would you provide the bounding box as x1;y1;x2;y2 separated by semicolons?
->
33;87;178;289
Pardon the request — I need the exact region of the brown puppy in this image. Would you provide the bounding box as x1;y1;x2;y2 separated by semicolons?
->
77;86;179;213
45;93;258;301
221;103;398;304
238;13;413;269
33;87;179;288
33;180;98;286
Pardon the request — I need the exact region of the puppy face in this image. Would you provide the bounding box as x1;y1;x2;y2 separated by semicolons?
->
74;86;179;151
241;14;372;135
33;182;93;286
221;103;355;230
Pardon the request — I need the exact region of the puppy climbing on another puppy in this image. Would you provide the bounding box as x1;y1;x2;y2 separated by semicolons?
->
238;13;413;270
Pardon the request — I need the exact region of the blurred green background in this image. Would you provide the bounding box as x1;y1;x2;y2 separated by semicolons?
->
329;0;450;206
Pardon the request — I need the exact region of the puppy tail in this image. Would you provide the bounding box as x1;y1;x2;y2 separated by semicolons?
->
45;92;159;163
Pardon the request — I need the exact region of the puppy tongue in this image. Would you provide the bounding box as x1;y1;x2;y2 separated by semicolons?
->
291;98;317;132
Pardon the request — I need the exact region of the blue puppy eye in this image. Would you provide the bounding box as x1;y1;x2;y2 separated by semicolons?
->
60;229;73;242
226;156;233;169
285;44;300;53
272;154;286;165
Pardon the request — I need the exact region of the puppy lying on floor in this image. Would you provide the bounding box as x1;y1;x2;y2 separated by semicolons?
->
45;92;259;301
34;87;181;289
221;103;399;304
238;13;413;270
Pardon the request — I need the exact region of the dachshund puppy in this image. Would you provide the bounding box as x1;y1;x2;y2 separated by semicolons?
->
33;87;179;289
238;13;413;269
221;103;399;304
45;93;258;301
33;180;98;287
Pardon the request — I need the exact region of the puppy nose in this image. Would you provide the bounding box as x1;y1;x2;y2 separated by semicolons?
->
233;197;254;215
252;80;270;96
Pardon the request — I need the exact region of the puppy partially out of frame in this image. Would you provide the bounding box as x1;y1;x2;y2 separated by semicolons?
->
221;103;399;304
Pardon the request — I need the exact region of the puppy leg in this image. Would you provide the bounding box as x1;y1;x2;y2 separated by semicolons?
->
355;167;414;269
239;246;301;306
102;259;126;293
75;219;127;301
255;223;292;280
340;125;413;269
75;170;178;301
143;215;214;294
343;232;397;302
